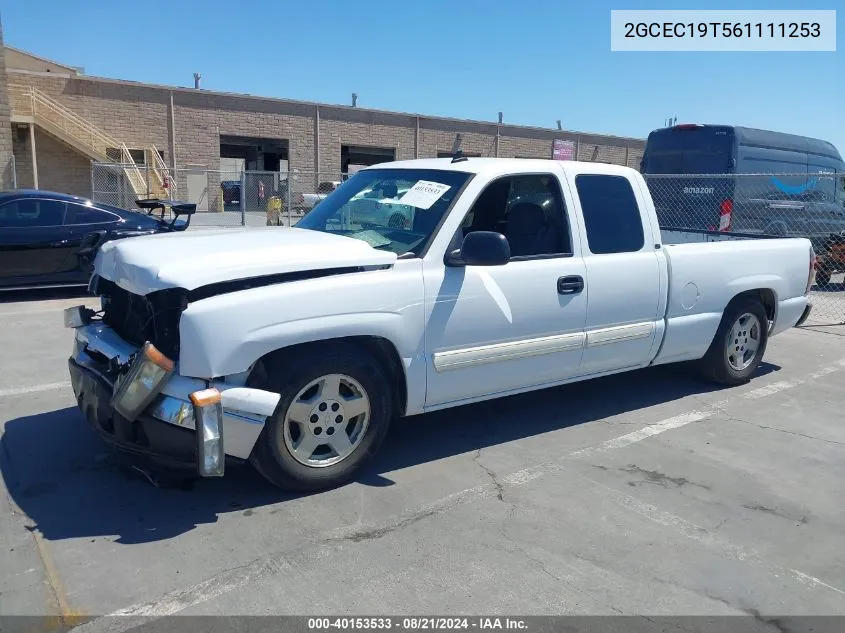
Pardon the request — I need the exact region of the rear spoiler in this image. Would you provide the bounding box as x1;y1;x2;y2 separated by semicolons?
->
136;198;196;231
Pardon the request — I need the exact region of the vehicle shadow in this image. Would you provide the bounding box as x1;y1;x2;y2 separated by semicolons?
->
0;361;780;545
0;286;91;304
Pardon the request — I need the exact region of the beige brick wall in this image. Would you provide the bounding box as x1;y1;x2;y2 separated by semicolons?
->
319;108;415;178
4;69;644;205
34;129;92;197
12;72;172;152
12;127;32;188
0;23;15;189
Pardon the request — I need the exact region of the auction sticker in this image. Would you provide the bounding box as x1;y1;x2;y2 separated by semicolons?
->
398;181;451;210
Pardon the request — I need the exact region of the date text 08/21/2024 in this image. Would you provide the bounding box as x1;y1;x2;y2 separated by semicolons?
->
307;617;528;630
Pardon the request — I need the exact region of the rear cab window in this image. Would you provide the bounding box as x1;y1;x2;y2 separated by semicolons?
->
575;174;645;254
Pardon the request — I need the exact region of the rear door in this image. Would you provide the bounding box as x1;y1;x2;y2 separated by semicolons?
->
804;155;845;238
568;171;662;375
642;125;735;231
57;202;123;275
0;198;68;286
735;146;810;236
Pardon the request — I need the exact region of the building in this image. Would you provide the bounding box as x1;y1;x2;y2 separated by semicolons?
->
0;26;645;212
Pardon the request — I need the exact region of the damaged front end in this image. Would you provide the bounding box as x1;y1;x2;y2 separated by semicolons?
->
63;279;278;478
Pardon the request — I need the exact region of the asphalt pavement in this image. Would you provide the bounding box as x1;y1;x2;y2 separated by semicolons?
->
0;290;844;629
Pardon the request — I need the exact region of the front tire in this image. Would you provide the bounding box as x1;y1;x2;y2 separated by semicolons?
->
249;342;393;492
699;297;769;386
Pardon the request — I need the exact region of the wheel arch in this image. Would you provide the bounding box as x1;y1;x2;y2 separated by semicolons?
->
729;287;777;328
247;335;409;419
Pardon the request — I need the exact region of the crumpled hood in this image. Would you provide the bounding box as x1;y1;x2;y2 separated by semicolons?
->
94;226;397;295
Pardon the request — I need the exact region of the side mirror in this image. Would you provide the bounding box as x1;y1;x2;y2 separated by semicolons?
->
446;231;510;266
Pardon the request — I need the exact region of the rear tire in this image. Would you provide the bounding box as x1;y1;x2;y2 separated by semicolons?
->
815;268;832;288
249;342;393;492
698;296;769;386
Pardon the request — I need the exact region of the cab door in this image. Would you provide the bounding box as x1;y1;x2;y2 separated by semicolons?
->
424;172;588;407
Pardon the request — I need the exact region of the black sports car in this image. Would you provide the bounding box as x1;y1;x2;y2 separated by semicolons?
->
0;190;191;291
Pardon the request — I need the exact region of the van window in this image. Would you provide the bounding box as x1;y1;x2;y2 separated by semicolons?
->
642;127;734;175
576;175;645;254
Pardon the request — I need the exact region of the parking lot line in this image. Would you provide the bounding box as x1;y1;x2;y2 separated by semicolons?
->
70;358;845;627
574;473;845;596
0;382;71;399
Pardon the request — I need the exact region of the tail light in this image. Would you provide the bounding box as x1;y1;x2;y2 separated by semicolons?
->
806;247;817;294
718;199;733;232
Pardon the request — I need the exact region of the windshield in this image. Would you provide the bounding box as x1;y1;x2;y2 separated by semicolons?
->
642;127;735;175
296;168;472;256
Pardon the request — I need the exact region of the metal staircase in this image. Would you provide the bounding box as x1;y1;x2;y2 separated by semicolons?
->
8;84;172;199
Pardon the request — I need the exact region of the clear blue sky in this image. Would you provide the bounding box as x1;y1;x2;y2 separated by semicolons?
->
2;0;842;152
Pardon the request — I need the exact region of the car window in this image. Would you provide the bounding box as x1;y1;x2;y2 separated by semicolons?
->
575;174;645;254
64;203;120;225
0;199;66;228
461;174;573;259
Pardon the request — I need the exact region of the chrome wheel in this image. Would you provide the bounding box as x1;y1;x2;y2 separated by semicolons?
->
282;373;371;468
726;312;761;372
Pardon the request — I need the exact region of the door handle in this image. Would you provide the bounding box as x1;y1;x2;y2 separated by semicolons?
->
557;275;584;295
50;240;70;247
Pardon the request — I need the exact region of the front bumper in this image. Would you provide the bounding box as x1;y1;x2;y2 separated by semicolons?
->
67;322;279;473
69;356;202;470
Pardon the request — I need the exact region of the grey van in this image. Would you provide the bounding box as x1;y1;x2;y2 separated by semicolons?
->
640;124;845;245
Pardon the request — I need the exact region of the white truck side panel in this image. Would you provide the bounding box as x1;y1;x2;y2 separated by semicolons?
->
178;260;428;414
653;237;811;364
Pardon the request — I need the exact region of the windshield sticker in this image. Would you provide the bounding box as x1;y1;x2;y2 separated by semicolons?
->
352;230;392;248
397;181;451;210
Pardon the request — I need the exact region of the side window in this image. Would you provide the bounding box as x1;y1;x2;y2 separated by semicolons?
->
0;199;66;228
576;174;645;255
65;203;119;225
461;174;572;258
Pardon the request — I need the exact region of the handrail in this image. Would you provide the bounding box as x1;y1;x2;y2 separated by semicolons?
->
9;86;120;156
150;144;171;184
8;84;161;198
119;143;147;194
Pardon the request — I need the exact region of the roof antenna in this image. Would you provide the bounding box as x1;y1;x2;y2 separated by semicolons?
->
451;149;468;163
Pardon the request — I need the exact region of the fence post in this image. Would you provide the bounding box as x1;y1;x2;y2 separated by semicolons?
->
145;163;151;198
286;176;292;226
239;171;246;225
90;163;95;201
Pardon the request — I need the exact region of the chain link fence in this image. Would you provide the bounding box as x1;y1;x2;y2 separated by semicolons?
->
643;172;845;325
92;163;348;228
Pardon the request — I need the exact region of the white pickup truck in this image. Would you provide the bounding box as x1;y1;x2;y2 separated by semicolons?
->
65;158;816;491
